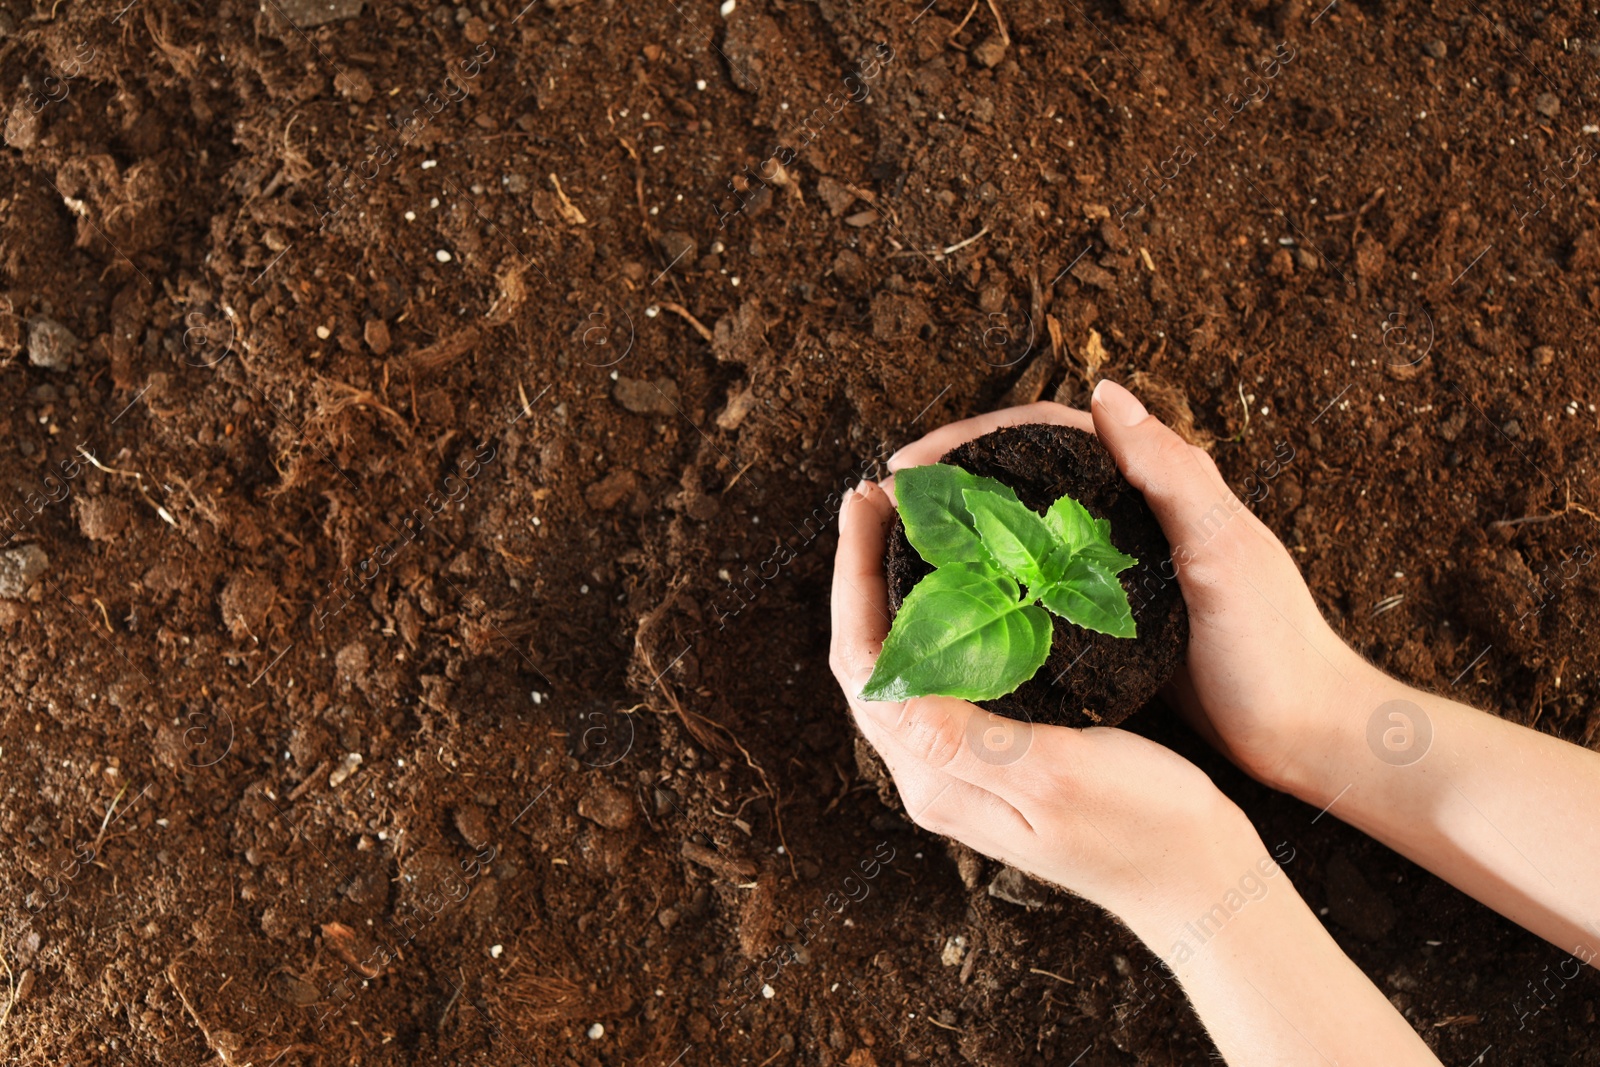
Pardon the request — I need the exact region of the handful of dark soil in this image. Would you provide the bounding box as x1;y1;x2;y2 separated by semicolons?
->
885;424;1187;728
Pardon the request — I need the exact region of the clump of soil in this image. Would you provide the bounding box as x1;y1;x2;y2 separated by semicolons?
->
885;424;1187;728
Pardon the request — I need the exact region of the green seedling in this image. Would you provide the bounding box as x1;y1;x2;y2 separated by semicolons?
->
860;464;1139;702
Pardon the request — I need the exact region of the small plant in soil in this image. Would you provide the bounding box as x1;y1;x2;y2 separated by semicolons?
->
861;463;1139;703
870;428;1184;729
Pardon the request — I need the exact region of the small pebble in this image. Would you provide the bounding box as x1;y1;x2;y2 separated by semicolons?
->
490;944;503;958
328;752;363;788
719;0;735;14
315;325;331;340
435;249;452;263
973;35;1008;68
421;159;437;169
1534;93;1561;117
761;984;775;999
1423;39;1447;59
587;1023;604;1040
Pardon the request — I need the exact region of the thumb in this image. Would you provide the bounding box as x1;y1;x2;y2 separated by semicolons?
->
1090;379;1246;557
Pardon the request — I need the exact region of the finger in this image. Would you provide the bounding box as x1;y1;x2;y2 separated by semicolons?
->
888;401;1094;471
850;700;1035;847
828;480;896;692
1089;380;1250;553
854;692;1042;799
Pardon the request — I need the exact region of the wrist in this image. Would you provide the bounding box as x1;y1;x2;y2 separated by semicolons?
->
1268;653;1414;802
1112;800;1276;955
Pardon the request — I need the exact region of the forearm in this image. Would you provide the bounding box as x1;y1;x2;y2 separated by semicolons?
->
1120;816;1439;1066
1280;669;1600;959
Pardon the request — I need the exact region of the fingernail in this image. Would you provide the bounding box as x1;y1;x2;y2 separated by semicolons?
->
1092;379;1148;426
839;484;862;528
886;448;904;470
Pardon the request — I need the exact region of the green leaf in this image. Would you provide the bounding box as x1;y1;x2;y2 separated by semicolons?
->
860;563;1054;702
962;488;1057;590
896;464;1021;567
1037;558;1137;638
1043;495;1138;574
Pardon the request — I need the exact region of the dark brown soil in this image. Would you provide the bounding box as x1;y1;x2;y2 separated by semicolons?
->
883;424;1186;728
2;1;1599;1065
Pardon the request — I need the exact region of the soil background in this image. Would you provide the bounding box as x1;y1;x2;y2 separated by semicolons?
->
0;0;1598;1064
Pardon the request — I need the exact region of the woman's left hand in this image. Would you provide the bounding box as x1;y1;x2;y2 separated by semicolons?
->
830;478;1260;925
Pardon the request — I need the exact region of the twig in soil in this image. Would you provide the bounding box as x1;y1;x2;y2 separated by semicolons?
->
547;174;587;226
167;960;237;1065
889;226;991;260
655;301;715;342
927;1015;965;1033
91;598;114;634
1029;966;1076;985
1370;593;1406;617
1490;500;1600;529
313;375;412;439
986;0;1011;44
396;328;482;379
948;0;981;37
75;446;178;526
681;840;759;880
0;934;14;1035
438;975;465;1032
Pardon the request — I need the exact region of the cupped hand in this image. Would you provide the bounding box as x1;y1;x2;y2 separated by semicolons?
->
829;477;1255;922
884;384;1373;795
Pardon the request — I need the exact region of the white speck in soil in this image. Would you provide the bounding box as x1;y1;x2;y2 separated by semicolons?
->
404;211;416;221
587;1023;604;1040
531;691;544;705
696;79;707;90
490;944;503;958
761;984;775;999
580;584;590;594
720;0;735;14
436;250;452;263
421;160;437;169
316;325;331;339
429;197;440;208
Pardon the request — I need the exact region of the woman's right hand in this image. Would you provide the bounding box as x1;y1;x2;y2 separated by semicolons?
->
1084;380;1377;793
887;381;1376;795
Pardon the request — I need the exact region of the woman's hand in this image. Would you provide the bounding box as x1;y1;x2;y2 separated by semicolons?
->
885;386;1375;795
829;476;1260;924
